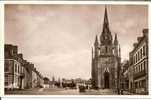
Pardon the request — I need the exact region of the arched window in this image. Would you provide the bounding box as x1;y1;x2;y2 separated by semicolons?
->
105;46;108;53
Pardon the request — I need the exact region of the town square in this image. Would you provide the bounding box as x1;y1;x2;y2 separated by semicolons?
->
4;5;148;95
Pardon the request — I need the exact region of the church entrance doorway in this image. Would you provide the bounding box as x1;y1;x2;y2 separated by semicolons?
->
104;71;110;89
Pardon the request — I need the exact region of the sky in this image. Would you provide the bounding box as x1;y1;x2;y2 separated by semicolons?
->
5;5;148;80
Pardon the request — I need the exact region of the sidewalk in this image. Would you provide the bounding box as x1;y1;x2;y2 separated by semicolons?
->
122;90;139;95
122;91;132;95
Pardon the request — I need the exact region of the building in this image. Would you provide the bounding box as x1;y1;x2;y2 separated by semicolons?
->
31;65;41;88
36;71;44;88
16;53;25;89
91;7;121;90
5;44;44;90
129;29;148;94
120;60;129;91
23;61;33;89
5;44;25;89
43;77;50;88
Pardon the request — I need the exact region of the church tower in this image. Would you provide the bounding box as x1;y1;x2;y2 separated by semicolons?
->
91;7;121;90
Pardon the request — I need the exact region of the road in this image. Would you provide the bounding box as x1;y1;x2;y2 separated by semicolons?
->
5;88;118;95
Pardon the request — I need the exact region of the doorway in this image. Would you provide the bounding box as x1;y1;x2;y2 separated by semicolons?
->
104;71;110;89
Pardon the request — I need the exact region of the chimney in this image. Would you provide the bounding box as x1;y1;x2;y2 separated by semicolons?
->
18;53;23;59
133;43;137;48
30;63;34;70
137;37;142;42
13;45;18;55
143;28;148;37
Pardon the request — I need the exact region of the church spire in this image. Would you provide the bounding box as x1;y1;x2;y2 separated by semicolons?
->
119;44;121;57
94;35;99;46
104;6;109;29
100;6;112;45
94;35;99;57
102;6;110;34
114;33;118;45
92;47;93;60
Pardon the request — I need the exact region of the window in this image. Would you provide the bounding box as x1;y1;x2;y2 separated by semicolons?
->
18;65;20;73
136;66;138;73
133;56;135;64
5;82;8;86
143;61;146;70
139;65;140;72
146;61;148;71
5;62;9;72
142;80;146;88
137;52;139;62
15;64;17;73
136;53;138;63
138;51;140;61
137;66;139;72
5;75;8;79
137;66;139;73
140;48;143;59
136;55;137;63
139;81;141;88
135;54;137;63
10;50;13;56
143;45;146;56
139;50;141;60
140;63;142;71
141;81;143;88
18;77;20;85
105;46;107;53
21;67;23;73
141;63;142;71
131;82;132;88
135;82;138;88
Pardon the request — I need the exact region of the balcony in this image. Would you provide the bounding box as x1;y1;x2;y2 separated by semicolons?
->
134;70;146;80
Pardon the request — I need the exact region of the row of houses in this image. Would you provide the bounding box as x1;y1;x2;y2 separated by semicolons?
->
5;44;44;90
120;28;148;94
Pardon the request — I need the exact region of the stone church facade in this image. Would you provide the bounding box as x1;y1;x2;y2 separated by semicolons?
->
91;7;121;90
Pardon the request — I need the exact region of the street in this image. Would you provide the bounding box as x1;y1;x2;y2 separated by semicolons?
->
5;88;119;95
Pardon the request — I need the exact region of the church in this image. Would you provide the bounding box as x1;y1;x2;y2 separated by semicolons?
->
91;7;121;90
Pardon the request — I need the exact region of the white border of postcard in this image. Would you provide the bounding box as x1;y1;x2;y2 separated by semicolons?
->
0;1;151;98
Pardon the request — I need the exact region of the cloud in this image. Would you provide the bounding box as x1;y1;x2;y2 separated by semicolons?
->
28;49;90;79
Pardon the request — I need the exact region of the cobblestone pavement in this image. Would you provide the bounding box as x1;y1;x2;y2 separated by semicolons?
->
5;88;118;95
